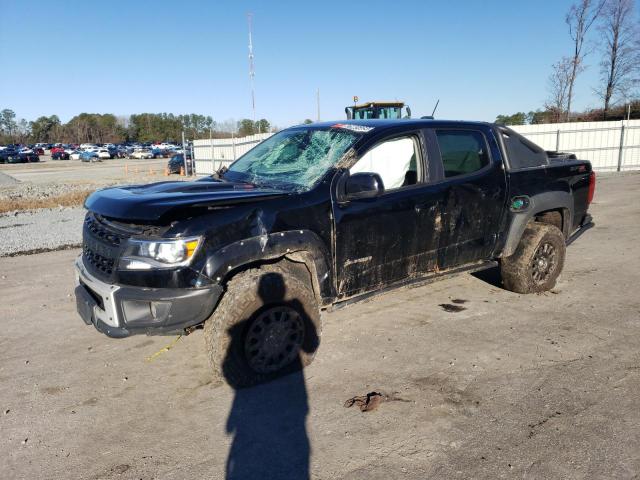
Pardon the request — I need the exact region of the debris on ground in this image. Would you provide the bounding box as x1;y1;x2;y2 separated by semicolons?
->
439;303;467;313
343;391;411;412
112;464;130;475
145;336;182;362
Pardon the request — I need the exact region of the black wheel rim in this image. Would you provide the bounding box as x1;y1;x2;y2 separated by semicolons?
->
530;242;557;285
244;306;305;374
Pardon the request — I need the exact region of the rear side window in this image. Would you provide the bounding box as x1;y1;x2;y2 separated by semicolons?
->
500;128;548;169
435;130;489;178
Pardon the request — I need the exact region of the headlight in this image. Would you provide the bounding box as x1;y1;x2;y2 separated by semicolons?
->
119;236;202;270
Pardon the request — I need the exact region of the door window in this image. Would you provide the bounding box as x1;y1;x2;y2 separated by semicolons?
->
350;136;420;190
500;128;548;169
435;130;489;178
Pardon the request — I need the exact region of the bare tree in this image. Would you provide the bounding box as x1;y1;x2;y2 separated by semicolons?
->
597;0;640;117
546;57;575;122
16;119;30;143
565;0;606;120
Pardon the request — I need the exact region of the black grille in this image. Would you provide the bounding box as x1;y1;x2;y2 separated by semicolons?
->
82;214;130;280
84;215;124;247
83;243;116;276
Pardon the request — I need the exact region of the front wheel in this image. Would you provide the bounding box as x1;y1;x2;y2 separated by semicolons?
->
500;222;566;294
203;261;321;388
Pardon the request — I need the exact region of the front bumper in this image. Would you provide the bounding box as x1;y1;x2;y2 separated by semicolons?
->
74;256;222;338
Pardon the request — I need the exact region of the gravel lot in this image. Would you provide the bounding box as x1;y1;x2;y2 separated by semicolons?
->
0;158;190;256
0;181;93;203
0;207;85;256
1;156;171;184
0;171;19;185
1;172;639;479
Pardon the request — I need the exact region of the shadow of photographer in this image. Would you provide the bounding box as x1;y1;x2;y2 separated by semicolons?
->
223;270;319;480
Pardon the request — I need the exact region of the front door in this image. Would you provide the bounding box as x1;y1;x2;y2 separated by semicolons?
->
332;133;427;298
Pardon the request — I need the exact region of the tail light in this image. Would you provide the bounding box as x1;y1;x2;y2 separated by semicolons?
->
587;171;596;205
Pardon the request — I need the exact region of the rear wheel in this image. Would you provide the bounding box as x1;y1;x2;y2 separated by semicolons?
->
203;261;321;388
500;222;566;293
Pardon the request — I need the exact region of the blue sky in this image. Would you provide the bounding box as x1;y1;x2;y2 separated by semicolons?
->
0;0;630;128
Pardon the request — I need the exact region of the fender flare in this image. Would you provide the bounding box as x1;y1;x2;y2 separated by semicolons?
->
203;230;333;304
501;191;574;257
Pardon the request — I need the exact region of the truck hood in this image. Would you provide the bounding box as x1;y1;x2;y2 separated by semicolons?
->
84;179;288;222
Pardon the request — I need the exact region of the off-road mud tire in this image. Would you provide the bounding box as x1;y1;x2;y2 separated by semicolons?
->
500;222;566;294
203;261;321;388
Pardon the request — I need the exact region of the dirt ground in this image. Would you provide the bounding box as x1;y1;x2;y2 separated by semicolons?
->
0;156;175;185
1;172;639;479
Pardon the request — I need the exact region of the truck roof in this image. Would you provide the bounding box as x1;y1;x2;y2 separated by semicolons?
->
301;119;496;131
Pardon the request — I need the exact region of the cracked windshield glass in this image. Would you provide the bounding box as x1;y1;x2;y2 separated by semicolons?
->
224;127;362;191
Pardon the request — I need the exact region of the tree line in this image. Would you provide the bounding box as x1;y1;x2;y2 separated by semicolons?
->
496;100;640;126
0;109;273;144
497;0;639;125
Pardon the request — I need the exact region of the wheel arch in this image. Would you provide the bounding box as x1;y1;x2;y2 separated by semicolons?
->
501;191;574;257
204;230;334;305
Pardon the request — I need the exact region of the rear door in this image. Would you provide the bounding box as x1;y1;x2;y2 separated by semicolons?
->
427;127;507;268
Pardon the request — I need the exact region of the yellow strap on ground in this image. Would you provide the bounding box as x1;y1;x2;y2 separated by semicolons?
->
145;335;182;362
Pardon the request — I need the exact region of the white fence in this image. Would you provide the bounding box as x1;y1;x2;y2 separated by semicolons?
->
192;133;273;175
191;120;640;175
512;119;640;172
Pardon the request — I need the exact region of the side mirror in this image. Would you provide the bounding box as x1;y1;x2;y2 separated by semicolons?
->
345;172;384;199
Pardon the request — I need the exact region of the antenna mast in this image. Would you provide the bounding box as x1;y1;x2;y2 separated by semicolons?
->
247;12;256;124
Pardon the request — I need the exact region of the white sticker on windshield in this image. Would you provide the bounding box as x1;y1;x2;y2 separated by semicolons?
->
331;123;374;133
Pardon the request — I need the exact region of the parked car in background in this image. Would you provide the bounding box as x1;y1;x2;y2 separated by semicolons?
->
52;150;70;160
130;148;153;159
97;149;112;159
80;151;100;162
151;147;172;159
167;153;193;174
0;148;18;163
0;148;39;163
69;150;83;160
7;151;40;163
115;147;129;158
154;142;178;151
25;151;40;162
33;147;44;156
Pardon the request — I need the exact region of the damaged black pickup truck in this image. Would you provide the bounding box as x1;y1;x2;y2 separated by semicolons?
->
75;120;595;386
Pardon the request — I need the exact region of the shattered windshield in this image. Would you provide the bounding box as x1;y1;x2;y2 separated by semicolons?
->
224;128;362;191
